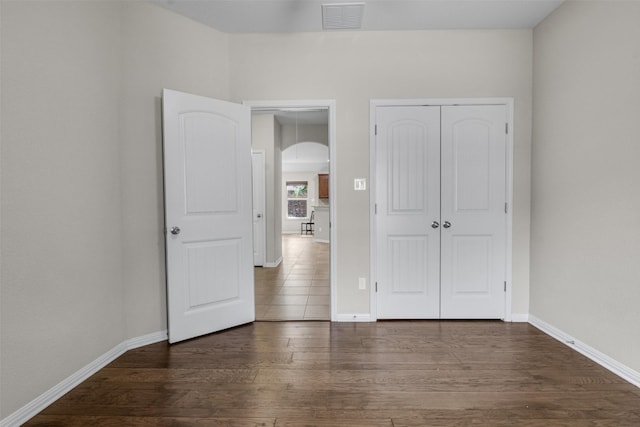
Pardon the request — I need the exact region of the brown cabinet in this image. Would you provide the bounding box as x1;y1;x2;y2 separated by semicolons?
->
318;174;329;199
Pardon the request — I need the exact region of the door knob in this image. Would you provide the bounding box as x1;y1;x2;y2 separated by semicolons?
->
170;226;181;235
431;221;440;229
443;221;451;229
257;213;262;218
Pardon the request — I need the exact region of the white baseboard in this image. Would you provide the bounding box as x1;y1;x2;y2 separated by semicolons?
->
509;313;529;322
125;330;168;350
333;313;373;322
264;256;283;268
333;313;529;323
313;238;330;243
1;330;168;427
529;315;640;389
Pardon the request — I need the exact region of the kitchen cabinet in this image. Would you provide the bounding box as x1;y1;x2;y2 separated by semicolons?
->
318;174;329;199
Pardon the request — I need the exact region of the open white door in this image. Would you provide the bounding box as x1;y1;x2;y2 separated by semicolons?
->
163;89;254;343
252;150;266;266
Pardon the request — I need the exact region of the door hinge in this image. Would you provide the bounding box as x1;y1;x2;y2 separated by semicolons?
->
505;202;508;214
374;203;377;214
505;123;509;134
375;124;378;135
504;281;507;292
375;282;378;292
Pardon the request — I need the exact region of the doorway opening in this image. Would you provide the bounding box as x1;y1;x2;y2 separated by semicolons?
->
246;101;336;321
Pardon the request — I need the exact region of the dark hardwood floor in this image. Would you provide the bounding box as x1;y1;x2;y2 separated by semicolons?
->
25;321;640;426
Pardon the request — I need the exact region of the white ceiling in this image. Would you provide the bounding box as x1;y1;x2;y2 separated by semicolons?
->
153;0;564;33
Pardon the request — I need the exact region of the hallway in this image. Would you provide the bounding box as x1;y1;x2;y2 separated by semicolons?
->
255;234;330;320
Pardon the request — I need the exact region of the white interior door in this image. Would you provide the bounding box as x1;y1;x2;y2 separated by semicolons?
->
163;89;254;343
440;105;507;318
252;150;266;266
375;106;441;318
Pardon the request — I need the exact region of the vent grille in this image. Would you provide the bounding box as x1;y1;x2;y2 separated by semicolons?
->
322;2;365;30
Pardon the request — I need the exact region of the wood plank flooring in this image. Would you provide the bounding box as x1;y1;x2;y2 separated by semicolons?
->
25;321;640;426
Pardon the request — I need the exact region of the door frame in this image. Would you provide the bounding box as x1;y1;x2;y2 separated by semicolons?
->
243;99;337;321
369;98;514;321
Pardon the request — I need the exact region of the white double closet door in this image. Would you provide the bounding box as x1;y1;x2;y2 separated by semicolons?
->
375;104;507;319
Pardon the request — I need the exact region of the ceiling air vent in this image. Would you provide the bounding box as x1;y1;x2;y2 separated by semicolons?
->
322;2;365;30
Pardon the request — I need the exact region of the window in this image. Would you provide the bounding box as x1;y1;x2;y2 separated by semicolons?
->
287;181;308;218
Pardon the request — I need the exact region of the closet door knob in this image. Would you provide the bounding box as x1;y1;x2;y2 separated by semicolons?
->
443;221;451;229
170;226;181;235
431;221;440;229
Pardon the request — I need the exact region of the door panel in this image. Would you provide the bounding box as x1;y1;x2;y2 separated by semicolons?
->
183;113;238;213
389;236;431;294
452;120;491;211
163;89;254;343
440;105;506;319
186;240;241;307
375;106;441;318
451;235;491;293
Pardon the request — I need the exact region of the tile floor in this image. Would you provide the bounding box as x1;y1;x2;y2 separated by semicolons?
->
254;234;330;320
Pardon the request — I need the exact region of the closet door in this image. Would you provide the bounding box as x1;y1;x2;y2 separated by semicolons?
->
439;105;507;319
375;106;441;318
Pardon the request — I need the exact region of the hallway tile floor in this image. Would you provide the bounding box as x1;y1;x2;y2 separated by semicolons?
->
255;234;330;320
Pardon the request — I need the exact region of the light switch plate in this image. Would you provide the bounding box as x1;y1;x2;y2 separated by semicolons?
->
354;178;366;191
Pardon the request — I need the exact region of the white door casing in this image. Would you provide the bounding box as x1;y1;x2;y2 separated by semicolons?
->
252;150;266;266
372;101;510;320
163;89;255;343
440;105;507;319
375;106;441;318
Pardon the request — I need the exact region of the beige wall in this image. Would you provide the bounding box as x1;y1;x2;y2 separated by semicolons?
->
531;1;640;371
0;1;125;416
230;30;534;315
273;121;283;263
0;1;230;418
120;1;230;339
